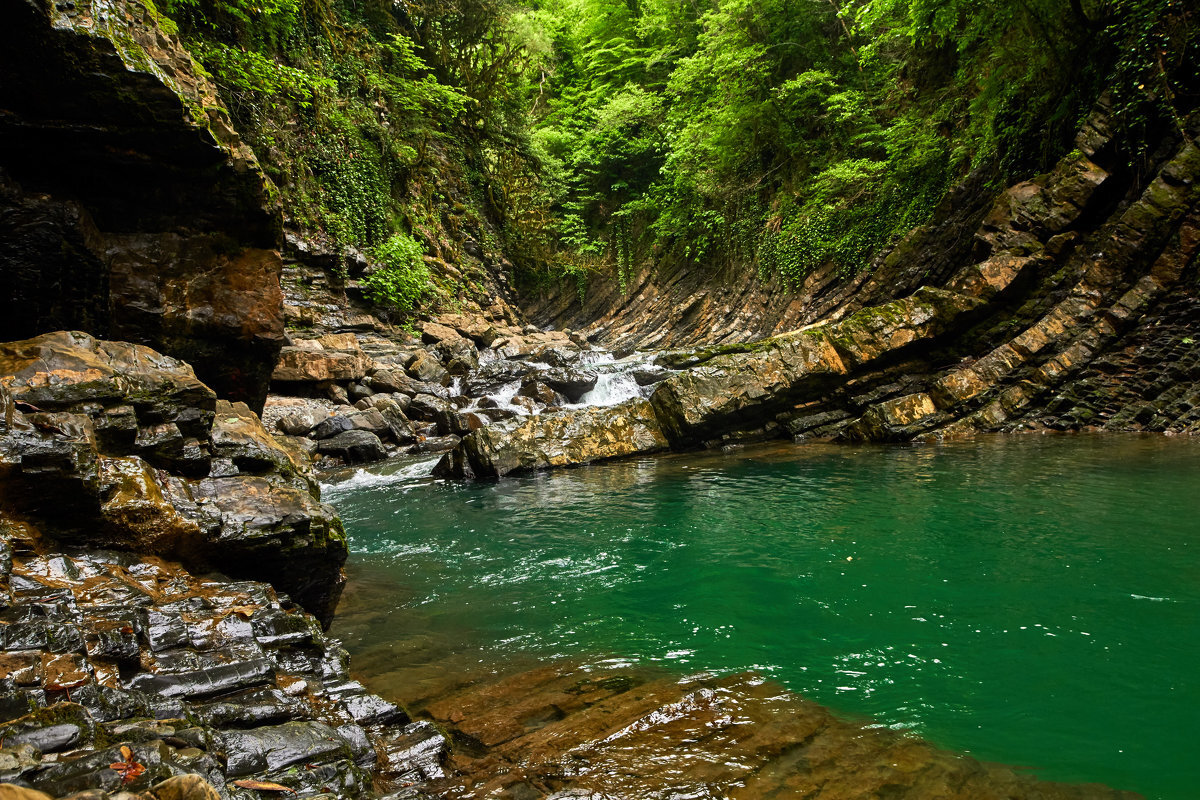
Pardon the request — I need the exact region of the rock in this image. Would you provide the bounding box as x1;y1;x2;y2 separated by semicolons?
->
436;399;667;478
145;775;220;800
406;394;450;422
366;369;439;398
540;369;598;403
462;361;538;396
310;416;355;440
0;787;53;800
345;409;390;436
276;407;329;436
211;401;313;488
435;338;479;375
406;352;449;386
517;380;564;407
272;336;373;384
0;333;347;627
650;288;981;446
528;345;580;368
632;366;670;386
324;383;351;405
413;435;462;455
0;331;215;426
0;548;438;799
0;0;283;410
315;430;387;464
420;322;462;345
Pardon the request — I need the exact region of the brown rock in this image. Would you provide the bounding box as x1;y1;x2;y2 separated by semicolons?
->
272;338;373;384
436;399;667;478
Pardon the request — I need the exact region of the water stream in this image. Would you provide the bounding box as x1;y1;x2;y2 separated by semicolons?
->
324;435;1200;799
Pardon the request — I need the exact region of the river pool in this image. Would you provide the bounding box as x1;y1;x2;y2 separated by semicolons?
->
325;434;1200;799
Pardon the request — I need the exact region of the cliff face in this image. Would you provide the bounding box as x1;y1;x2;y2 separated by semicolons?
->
0;0;284;412
520;102;1200;443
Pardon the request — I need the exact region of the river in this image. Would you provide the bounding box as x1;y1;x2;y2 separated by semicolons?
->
324;434;1200;799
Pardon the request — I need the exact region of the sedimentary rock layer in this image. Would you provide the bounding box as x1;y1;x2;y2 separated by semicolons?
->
0;332;345;625
0;0;284;411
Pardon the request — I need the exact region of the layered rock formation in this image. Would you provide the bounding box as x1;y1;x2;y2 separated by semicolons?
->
0;332;345;625
461;102;1198;470
0;540;446;799
0;0;284;411
356;660;1138;800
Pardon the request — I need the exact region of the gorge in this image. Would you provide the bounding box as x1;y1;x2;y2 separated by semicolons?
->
0;0;1197;798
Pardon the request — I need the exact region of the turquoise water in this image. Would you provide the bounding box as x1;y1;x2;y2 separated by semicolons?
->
326;435;1200;799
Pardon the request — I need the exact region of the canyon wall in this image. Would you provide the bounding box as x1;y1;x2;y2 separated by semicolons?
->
0;0;284;411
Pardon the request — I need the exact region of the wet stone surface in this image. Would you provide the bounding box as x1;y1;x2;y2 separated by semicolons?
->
0;539;448;799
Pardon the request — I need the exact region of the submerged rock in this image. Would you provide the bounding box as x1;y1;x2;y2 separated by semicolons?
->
412;662;1140;800
435;399;667;478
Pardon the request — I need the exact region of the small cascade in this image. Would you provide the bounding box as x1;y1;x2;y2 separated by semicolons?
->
320;455;442;500
573;371;642;407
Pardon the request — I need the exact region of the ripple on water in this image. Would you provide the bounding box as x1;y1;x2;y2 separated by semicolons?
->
327;435;1200;799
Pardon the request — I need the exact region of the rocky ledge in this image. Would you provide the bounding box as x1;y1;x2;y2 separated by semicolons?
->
433;103;1199;477
0;332;344;626
0;0;284;410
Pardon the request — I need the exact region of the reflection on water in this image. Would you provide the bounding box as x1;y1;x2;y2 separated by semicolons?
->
326;434;1200;799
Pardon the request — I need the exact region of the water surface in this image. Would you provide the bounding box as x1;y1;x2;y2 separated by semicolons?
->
326;435;1200;799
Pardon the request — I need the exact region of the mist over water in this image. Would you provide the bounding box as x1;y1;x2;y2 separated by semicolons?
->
326;435;1200;799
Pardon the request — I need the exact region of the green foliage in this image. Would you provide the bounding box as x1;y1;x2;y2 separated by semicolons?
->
364;233;432;314
160;0;1198;303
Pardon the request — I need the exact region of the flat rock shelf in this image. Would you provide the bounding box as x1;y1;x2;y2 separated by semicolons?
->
325;435;1200;800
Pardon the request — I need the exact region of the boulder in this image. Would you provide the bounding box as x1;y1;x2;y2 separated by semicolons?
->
435;399;667;478
272;335;373;384
406;351;450;386
315;430;387;464
435;337;480;375
366;369;439;397
310;415;354;440
517;380;564;407
276;407;329;436
540;368;598;402
407;393;451;421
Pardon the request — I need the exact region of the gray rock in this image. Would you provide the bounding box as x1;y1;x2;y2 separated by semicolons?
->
315;430;387;463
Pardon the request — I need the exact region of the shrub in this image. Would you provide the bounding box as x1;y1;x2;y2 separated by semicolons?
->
364;233;431;315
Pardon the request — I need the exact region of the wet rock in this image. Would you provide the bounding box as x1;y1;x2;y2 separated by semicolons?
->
315;431;387;464
517;381;564;407
413;435;461;455
0;549;421;799
406;352;449;386
436;399;667;478
539;369;598;403
632;366;669;386
406;658;1142;800
0;332;214;432
406;394;450;422
434;338;479;376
